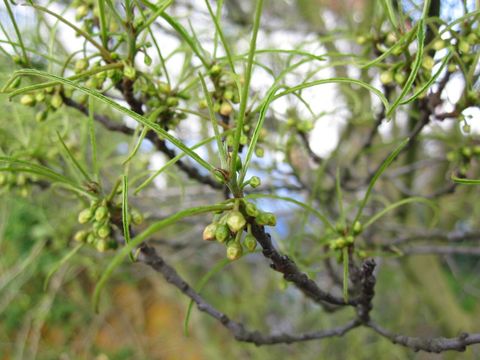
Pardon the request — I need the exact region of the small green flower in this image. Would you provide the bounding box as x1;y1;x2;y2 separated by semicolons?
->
249;176;261;188
256;212;276;226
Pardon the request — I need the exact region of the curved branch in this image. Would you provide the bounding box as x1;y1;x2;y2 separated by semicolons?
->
137;243;360;345
367;320;480;353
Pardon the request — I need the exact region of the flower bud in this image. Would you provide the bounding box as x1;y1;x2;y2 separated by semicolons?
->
249;176;261;188
75;59;89;73
432;39;445;51
158;81;171;94
123;65;136;80
219;101;233;116
224;89;234;100
50;93;63;109
130;209;144;225
422;56;435;71
74;230;88;242
380;71;393;85
226;210;246;233
255;147;264;158
215;224;230;243
256;212;276;226
226;242;243;260
244;234;257;252
96;239;108;252
76;5;89;20
203;223;217;241
352;221;363;235
95;206;108;222
166;97;179;107
20;94;35;107
144;54;152;66
78;208;93;224
245;202;259;217
458;40;470;54
35;92;46;103
98;224;111;239
209;64;222;76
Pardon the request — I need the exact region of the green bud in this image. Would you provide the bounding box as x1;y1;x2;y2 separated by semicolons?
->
75;58;89;73
226;242;243;260
158;81;171;94
50;93;63;109
244;234;257;252
245;202;259;217
448;63;457;72
20;94;35;107
352;221;363;235
385;32;397;45
226;210;246;233
95;206;108;222
256;212;276;226
422;56;435;71
461;146;472;158
224;89;234;100
458;40;470;54
380;71;393;85
356;35;367;45
16;174;26;186
198;99;208;109
86;232;96;244
203;223;218;241
166;97;179;107
394;72;406;85
219;101;233;116
239;133;248;145
249;176;261;188
97;224;111;239
144;54;152;66
432;39;445;51
35;92;46;103
76;5;89;20
215;224;230;243
96;239;108;252
463;123;471;133
466;33;478;45
35;110;48;122
78;208;93;224
255;147;264;158
297;120;314;133
74;230;89;243
209;64;222;76
0;174;6;186
123;65;136;80
473;146;480;156
345;235;354;245
131;209;144;225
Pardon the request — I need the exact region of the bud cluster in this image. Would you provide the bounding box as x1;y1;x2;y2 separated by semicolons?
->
202;200;276;261
0;172;32;198
74;198;144;252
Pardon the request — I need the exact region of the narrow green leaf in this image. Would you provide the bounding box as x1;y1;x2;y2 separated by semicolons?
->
183;258;231;336
122;175;134;261
246;193;335;232
88;97;99;181
230;0;264;178
199;73;227;168
386;19;426;116
363;197;438;229
8;69;215;173
56;131;92;182
3;0;29;65
137;0;173;33
44;244;83;291
353;138;410;224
